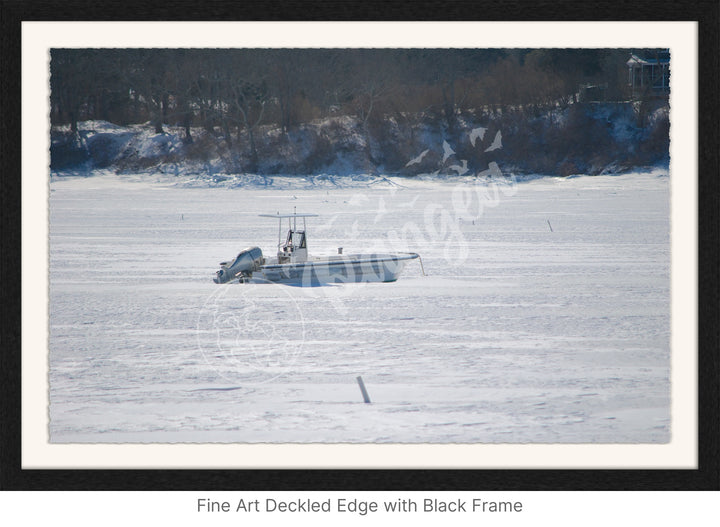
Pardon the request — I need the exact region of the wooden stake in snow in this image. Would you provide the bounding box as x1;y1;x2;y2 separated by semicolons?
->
356;376;371;404
547;219;554;232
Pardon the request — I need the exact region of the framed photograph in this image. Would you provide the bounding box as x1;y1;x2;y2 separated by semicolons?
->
2;2;718;491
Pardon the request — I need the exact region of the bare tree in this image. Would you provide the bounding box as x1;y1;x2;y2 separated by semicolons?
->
51;50;94;133
229;77;267;169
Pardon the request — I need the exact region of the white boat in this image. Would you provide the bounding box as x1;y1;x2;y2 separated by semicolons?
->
214;212;420;285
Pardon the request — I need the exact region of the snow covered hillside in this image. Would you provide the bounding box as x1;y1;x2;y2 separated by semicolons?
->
51;100;669;179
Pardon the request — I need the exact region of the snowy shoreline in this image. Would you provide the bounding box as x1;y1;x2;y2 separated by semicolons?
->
50;164;670;191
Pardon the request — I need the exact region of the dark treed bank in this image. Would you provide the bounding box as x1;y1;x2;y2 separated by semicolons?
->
50;49;670;177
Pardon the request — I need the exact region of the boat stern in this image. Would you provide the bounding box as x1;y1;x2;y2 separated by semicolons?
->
213;246;264;284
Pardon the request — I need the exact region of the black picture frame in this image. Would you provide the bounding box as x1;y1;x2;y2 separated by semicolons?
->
1;0;718;491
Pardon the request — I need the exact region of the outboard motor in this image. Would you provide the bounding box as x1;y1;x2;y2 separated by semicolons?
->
214;246;264;284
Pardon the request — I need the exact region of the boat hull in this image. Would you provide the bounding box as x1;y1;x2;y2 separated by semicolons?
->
256;253;419;285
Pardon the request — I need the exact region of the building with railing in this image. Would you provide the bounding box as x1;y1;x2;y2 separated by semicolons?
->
626;50;670;99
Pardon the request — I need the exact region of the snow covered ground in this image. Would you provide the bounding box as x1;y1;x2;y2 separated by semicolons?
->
48;169;670;443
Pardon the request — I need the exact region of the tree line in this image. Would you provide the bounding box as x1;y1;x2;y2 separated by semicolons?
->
50;48;645;146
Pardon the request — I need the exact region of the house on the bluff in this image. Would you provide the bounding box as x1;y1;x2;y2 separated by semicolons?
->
626;50;670;99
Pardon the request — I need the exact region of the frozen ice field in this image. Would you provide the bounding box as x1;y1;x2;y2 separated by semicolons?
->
48;170;670;443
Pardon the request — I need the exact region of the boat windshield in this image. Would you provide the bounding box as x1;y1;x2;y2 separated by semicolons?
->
286;230;307;249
